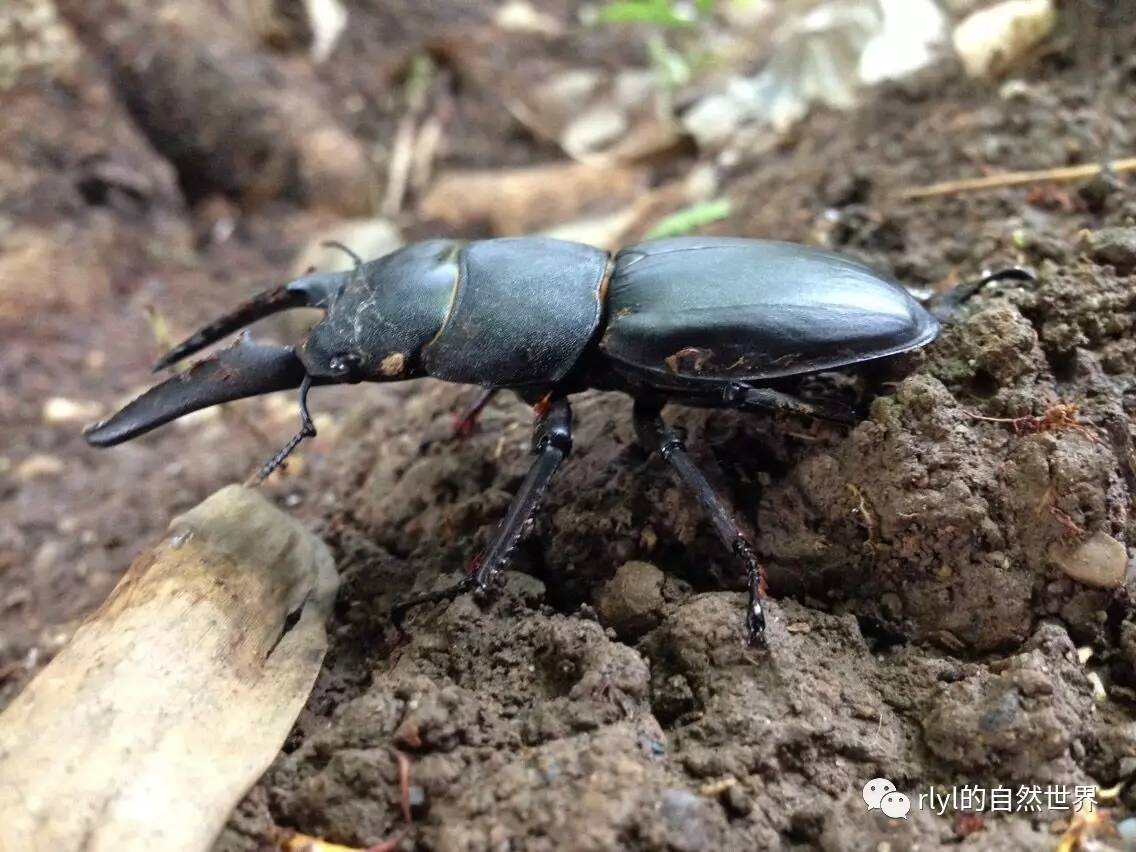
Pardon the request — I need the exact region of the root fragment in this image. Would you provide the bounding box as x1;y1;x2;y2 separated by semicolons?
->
846;483;877;548
965;404;1103;445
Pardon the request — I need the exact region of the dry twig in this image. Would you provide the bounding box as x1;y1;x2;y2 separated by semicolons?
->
898;156;1136;200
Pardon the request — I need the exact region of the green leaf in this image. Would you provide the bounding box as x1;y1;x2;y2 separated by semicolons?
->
645;197;733;239
595;0;692;28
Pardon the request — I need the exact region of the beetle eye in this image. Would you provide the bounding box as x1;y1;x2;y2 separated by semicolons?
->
328;353;364;380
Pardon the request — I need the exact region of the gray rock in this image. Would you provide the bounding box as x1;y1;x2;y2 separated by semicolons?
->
1087;226;1136;271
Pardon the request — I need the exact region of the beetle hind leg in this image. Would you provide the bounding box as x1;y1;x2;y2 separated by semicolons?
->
923;266;1035;322
633;399;767;645
391;397;572;629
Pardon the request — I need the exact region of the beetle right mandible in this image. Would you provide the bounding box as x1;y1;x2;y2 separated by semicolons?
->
84;236;1032;644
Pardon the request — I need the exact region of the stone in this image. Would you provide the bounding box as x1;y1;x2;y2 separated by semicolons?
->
952;0;1055;78
1050;531;1129;589
1086;227;1136;272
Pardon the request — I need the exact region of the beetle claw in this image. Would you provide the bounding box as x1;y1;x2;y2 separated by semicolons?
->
152;271;345;371
84;340;310;447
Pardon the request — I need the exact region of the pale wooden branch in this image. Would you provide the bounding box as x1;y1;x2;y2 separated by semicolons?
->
0;485;338;852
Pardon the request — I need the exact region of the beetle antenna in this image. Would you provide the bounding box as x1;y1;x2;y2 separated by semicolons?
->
251;375;316;484
321;240;363;270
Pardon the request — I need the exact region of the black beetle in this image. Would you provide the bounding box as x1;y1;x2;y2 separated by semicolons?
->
84;236;1029;643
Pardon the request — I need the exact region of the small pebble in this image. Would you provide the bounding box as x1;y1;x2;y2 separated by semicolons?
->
639;736;666;760
1078;172;1123;213
659;789;708;852
1049;531;1129;589
1117;816;1136;850
1087;671;1107;703
14;454;65;481
721;783;752;817
698;777;737;797
42;396;102;424
1085;226;1136;272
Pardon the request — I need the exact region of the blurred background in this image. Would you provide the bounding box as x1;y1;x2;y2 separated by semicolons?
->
2;0;1136;846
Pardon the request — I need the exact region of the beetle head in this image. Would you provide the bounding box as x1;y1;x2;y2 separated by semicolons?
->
297;295;405;384
85;240;462;452
84;268;350;449
297;239;460;383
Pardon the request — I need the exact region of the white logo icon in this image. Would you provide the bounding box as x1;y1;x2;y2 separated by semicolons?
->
863;778;896;810
880;791;911;819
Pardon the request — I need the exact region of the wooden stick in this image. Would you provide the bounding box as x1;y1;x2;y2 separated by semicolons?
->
0;486;338;851
897;156;1136;200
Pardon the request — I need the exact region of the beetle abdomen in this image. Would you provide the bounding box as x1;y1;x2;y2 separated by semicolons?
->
423;238;609;387
599;237;938;387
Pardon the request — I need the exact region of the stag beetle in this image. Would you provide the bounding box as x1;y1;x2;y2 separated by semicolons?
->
84;236;1031;644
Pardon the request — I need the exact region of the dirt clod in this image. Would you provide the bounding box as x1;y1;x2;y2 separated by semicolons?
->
1085;226;1136;272
596;560;666;641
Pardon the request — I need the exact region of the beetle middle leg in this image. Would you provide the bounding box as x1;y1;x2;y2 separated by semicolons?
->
451;387;498;438
633;398;767;645
392;396;572;627
722;382;855;424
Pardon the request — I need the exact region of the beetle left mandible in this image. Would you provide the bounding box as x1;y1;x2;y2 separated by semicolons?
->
84;236;1032;645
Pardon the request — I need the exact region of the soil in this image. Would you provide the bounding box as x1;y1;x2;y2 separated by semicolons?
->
3;2;1136;850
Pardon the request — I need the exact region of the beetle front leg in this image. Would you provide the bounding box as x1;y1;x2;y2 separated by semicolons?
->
392;397;572;628
468;396;572;588
633;399;767;645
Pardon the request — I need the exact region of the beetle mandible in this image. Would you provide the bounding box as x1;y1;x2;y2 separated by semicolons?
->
84;236;1030;644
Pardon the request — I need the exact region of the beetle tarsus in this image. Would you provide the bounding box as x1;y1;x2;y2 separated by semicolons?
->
391;397;573;626
390;574;478;632
634;398;768;644
253;375;316;483
733;538;767;646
